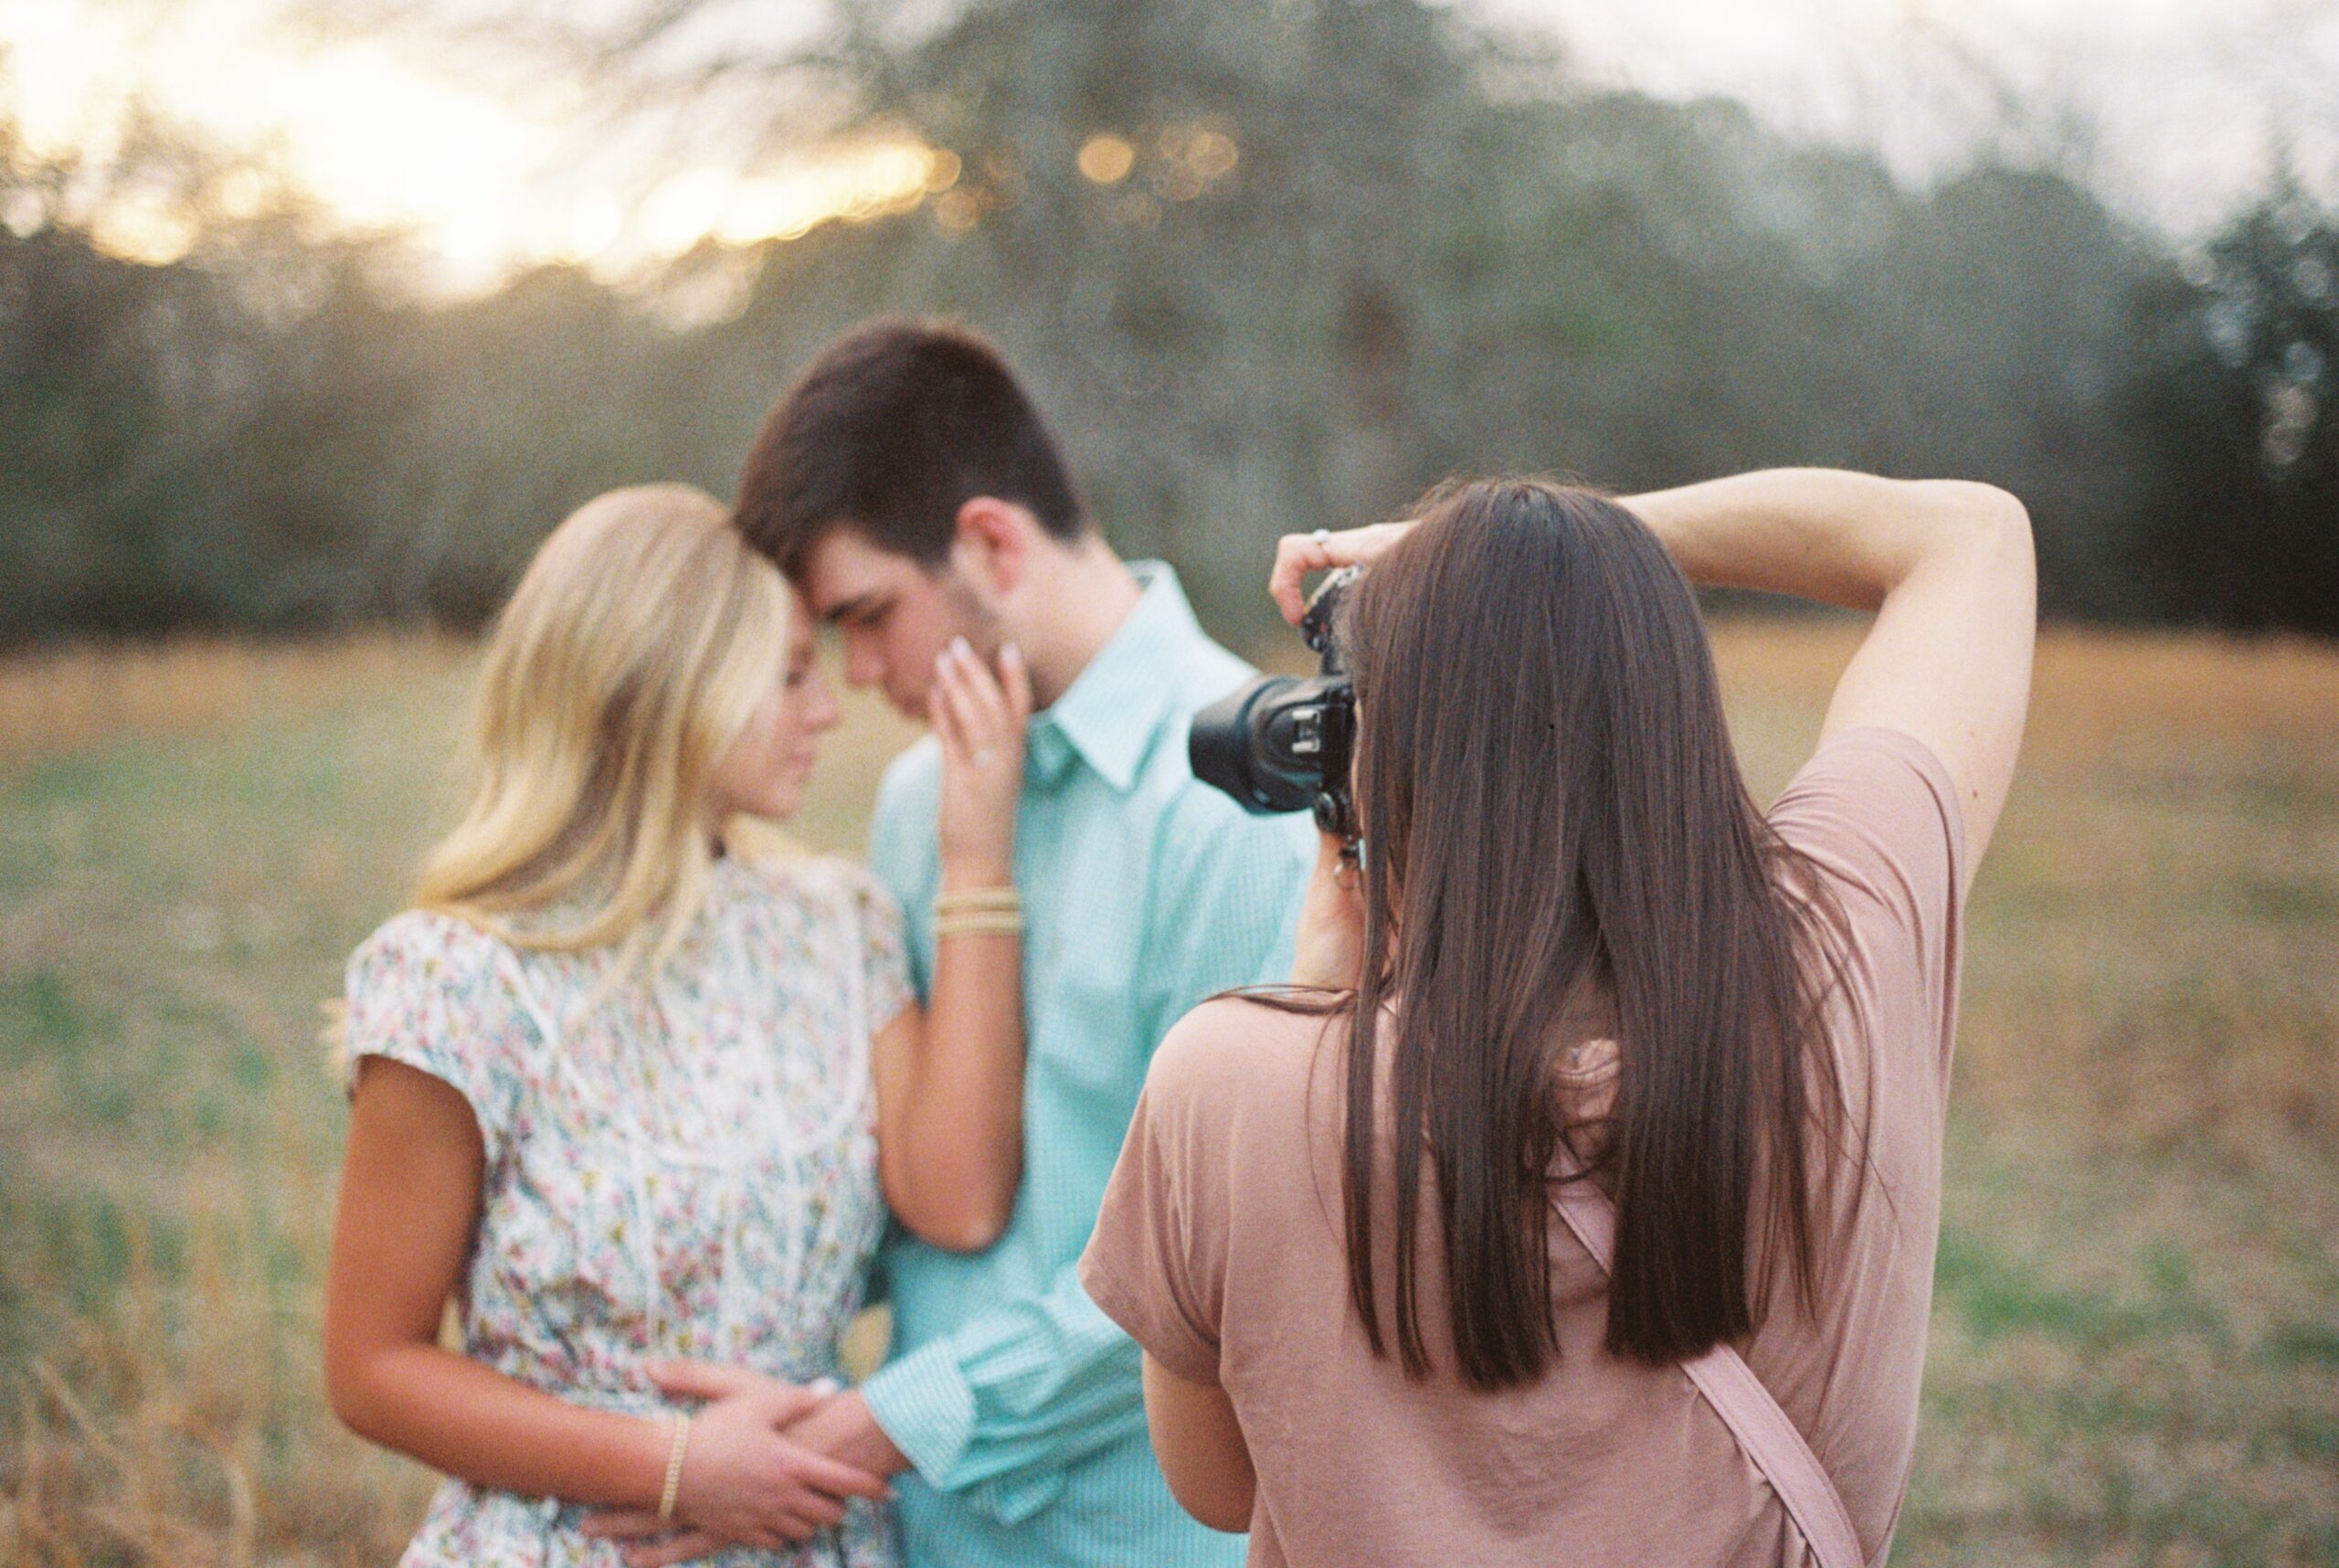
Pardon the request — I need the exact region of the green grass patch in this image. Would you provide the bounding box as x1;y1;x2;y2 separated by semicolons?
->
0;968;101;1060
1935;1227;2173;1350
2263;1319;2339;1369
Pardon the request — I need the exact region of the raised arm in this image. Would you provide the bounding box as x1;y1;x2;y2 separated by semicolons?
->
1622;469;2035;871
873;639;1034;1252
1271;468;2034;874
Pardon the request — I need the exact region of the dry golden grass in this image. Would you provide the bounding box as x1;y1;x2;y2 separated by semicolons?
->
0;638;472;766
3;624;2334;1567
1720;620;2339;1153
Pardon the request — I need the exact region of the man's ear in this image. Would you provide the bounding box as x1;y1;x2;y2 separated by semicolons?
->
950;497;1032;595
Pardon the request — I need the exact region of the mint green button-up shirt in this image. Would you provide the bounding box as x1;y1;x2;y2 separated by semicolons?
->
859;562;1317;1568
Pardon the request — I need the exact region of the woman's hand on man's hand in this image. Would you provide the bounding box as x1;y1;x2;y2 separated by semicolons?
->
1267;521;1415;624
932;636;1032;885
581;1361;892;1565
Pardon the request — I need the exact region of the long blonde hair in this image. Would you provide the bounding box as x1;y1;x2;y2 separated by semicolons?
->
417;483;791;978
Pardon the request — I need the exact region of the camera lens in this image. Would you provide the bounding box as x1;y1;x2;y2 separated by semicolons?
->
1190;563;1361;832
1190;673;1352;817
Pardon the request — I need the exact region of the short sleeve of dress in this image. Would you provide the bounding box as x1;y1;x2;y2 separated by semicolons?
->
342;911;531;1169
840;862;917;1033
1079;1001;1248;1388
1767;725;1969;1090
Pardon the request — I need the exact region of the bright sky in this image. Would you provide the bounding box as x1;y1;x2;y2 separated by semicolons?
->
0;0;2332;288
1488;0;2339;230
0;0;942;286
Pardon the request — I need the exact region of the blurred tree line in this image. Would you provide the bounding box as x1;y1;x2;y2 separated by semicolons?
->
3;0;2334;644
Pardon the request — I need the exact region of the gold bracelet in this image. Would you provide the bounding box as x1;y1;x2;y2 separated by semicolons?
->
934;910;1025;939
934;886;1021;916
657;1412;692;1522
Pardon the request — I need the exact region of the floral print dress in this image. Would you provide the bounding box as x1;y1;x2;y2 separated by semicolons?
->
342;853;914;1568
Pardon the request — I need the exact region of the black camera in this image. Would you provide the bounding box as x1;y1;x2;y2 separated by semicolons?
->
1189;567;1360;839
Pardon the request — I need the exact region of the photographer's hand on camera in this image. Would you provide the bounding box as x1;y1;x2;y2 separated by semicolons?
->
931;637;1032;886
1269;522;1416;625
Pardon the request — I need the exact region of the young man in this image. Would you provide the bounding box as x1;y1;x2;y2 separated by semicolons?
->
608;319;1315;1568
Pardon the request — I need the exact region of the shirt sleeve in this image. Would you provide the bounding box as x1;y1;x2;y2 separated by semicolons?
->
1766;725;1969;1088
341;912;530;1168
858;1260;1149;1525
1079;1005;1241;1387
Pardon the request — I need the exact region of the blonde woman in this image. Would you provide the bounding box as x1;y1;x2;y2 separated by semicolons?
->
323;484;1032;1568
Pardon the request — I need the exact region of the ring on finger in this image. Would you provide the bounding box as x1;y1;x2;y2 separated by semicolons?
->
1310;527;1330;546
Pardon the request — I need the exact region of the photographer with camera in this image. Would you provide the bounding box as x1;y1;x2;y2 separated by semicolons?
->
1081;470;2034;1567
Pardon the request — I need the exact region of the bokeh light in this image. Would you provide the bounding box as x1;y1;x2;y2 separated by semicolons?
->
1078;134;1138;185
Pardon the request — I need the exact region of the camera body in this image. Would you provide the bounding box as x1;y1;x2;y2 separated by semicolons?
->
1189;567;1360;838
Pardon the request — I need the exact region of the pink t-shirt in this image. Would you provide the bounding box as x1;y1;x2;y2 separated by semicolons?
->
1080;726;1967;1568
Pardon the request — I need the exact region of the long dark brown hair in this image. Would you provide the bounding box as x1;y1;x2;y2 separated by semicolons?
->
1322;478;1857;1388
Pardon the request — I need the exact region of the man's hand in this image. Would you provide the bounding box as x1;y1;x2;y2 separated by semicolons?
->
582;1362;893;1567
779;1389;912;1481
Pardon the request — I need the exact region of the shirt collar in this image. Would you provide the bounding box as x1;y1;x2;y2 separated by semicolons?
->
1025;561;1199;793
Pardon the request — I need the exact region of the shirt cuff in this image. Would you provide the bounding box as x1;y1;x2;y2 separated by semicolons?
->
860;1338;978;1486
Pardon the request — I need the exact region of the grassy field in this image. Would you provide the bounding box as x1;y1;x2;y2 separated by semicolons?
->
3;624;2334;1566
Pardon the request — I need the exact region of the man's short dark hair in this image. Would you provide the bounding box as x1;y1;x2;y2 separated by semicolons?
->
733;318;1086;577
